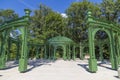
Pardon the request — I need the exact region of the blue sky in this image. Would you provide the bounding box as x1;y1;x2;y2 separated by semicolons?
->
0;0;102;16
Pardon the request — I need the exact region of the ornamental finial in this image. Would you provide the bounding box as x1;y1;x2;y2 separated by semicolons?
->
24;9;31;16
87;11;92;18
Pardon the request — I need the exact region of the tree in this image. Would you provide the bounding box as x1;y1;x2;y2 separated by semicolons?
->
0;9;18;23
0;9;19;60
100;0;115;22
66;0;101;43
45;12;67;38
28;4;53;43
29;4;67;44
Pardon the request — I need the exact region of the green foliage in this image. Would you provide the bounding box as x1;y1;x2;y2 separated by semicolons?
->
10;43;17;60
0;9;18;23
28;4;67;44
56;52;60;59
66;0;101;42
56;48;63;59
100;0;116;22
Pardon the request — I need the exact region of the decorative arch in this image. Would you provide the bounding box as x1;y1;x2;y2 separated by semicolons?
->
86;11;120;72
92;28;111;40
47;36;75;60
0;9;31;73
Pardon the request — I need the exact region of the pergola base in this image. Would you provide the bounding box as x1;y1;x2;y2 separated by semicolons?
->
0;57;6;69
89;58;97;73
19;58;27;73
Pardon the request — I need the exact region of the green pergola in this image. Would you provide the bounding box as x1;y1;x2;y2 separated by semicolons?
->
0;9;120;73
46;36;75;60
86;11;120;72
0;9;31;73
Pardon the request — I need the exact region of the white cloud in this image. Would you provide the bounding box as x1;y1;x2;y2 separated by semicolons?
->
61;13;68;18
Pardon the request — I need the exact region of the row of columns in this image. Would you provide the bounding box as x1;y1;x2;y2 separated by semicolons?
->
28;43;77;61
47;44;76;60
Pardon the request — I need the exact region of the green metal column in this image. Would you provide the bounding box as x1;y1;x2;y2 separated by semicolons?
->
48;45;51;60
118;35;120;64
63;45;66;60
66;45;69;60
0;31;8;69
53;46;56;60
115;33;120;65
68;44;71;60
44;45;47;59
72;45;76;60
88;27;97;73
87;11;97;72
19;9;30;73
114;33;118;69
19;26;28;72
110;31;118;70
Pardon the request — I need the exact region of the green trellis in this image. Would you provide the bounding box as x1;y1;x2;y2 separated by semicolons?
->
86;11;120;72
0;9;31;73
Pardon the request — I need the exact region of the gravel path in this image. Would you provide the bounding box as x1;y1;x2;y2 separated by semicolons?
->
0;59;119;80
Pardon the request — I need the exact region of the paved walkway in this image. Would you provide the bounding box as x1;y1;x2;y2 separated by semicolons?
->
0;59;119;80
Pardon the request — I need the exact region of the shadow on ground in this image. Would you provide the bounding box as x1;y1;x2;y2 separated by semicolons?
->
114;76;119;79
98;62;114;70
1;60;19;70
77;63;89;72
26;59;53;72
77;61;115;73
1;59;56;72
0;75;3;77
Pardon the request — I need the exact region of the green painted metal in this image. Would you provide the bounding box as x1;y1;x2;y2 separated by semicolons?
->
44;45;47;59
53;46;57;60
0;9;31;72
88;27;97;72
86;11;120;72
47;36;75;60
0;30;9;69
63;45;67;60
19;9;31;73
72;45;76;60
68;44;71;60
